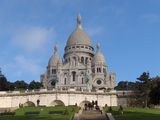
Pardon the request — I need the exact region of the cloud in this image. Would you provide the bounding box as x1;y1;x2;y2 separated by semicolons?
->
14;55;42;75
0;55;43;81
11;26;55;52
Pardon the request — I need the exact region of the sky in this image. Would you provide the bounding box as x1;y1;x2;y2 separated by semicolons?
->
0;0;160;84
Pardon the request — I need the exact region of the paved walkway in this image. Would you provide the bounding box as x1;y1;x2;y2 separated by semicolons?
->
73;109;108;120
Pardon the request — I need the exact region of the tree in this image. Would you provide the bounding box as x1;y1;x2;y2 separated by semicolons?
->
28;80;43;90
0;69;8;91
14;80;28;90
115;81;138;90
137;72;152;107
149;77;160;105
115;81;128;90
7;81;15;91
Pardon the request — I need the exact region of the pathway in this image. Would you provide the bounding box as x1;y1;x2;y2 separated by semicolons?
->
73;109;108;120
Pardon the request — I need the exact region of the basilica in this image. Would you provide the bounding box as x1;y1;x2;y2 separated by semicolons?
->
40;15;116;90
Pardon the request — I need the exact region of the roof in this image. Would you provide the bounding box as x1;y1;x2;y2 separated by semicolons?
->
92;43;106;66
66;15;92;47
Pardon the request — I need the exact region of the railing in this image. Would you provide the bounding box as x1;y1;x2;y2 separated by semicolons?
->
0;89;118;97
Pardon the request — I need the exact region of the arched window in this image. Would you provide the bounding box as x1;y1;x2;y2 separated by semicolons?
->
97;68;99;73
73;57;76;66
82;78;84;84
85;57;88;64
52;69;56;74
96;68;101;73
81;57;84;63
64;78;67;85
72;71;76;81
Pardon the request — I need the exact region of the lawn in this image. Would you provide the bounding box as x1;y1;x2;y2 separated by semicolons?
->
0;106;79;120
104;107;160;120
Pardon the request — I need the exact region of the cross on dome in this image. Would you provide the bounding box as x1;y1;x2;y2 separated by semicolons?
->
54;45;58;53
96;43;101;52
77;14;82;29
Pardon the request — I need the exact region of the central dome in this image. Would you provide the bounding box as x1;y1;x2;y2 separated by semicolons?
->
66;28;92;46
66;15;92;47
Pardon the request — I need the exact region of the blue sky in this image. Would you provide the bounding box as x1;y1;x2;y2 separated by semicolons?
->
0;0;160;84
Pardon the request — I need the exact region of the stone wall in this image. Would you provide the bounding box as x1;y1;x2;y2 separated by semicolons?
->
0;90;118;108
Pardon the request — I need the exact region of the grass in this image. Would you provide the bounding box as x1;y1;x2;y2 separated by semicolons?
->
104;107;160;120
0;106;79;120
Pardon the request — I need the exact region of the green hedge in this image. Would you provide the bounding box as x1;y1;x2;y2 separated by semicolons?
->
0;112;15;116
48;110;64;115
25;111;40;115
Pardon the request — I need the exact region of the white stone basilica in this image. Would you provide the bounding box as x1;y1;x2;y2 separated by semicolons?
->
41;15;116;90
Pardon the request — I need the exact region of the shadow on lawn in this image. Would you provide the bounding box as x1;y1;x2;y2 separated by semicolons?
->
113;110;160;120
0;116;69;120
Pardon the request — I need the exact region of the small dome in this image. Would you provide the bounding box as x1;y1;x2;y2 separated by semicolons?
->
92;43;106;66
48;45;61;67
66;15;92;47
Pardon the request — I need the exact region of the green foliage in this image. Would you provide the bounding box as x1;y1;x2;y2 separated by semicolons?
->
14;80;28;90
149;77;160;105
136;72;152;107
0;70;8;91
0;112;15;116
48;110;64;115
137;72;151;82
116;72;157;107
28;80;42;90
7;82;15;91
115;81;140;90
109;107;160;120
2;106;79;120
64;108;69;115
25;111;40;115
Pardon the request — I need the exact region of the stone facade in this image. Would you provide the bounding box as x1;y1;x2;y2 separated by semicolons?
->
41;15;116;90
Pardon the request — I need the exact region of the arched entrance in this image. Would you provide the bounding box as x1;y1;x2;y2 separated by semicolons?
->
50;100;65;106
79;100;91;108
23;101;35;107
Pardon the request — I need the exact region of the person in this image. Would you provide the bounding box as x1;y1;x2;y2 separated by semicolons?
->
108;106;112;112
119;105;123;115
37;99;40;106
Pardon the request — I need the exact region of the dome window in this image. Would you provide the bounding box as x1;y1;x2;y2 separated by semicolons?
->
72;71;76;82
81;57;84;63
97;80;102;85
64;78;67;85
85;57;88;64
82;78;84;84
52;69;56;74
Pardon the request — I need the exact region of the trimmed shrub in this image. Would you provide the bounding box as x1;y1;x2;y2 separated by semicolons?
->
0;112;15;116
48;110;64;115
25;111;40;115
